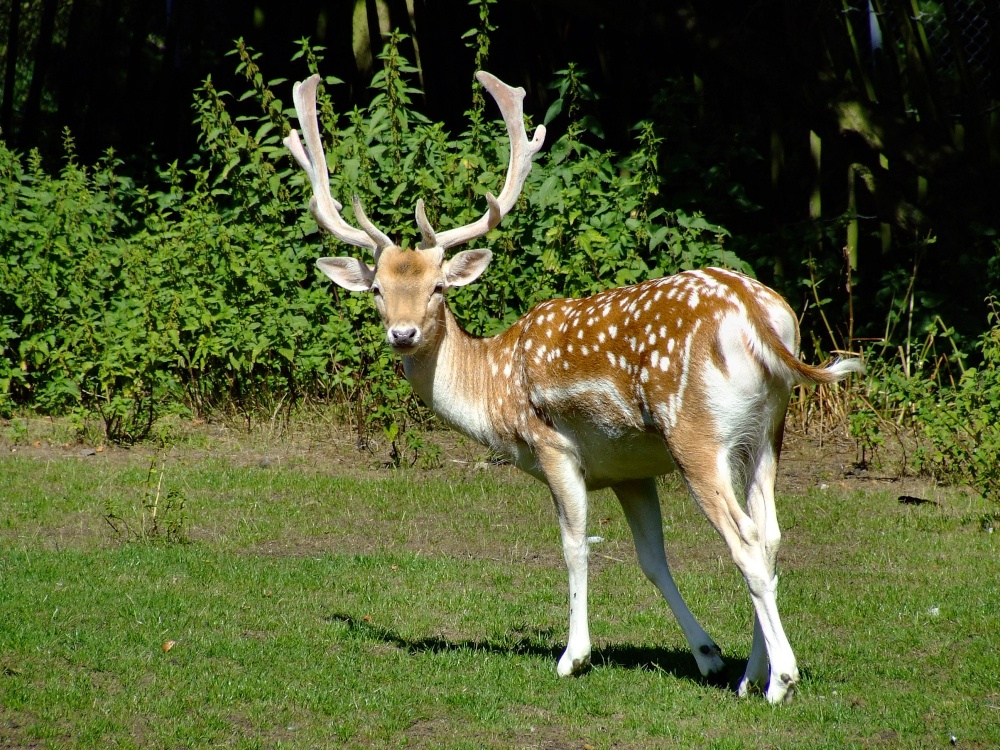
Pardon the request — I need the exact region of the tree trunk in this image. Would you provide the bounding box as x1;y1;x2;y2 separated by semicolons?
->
21;0;62;149
55;0;86;140
2;0;22;139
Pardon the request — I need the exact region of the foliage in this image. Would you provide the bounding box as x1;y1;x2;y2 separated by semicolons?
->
852;299;1000;501
0;35;737;445
0;132;168;441
3;25;998;501
908;301;1000;500
4;1;999;370
0;118;346;441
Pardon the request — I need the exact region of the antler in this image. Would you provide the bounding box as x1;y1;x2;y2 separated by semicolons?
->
284;75;393;263
420;71;546;251
286;72;544;260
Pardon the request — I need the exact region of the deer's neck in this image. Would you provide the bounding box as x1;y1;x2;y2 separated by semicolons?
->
400;304;500;446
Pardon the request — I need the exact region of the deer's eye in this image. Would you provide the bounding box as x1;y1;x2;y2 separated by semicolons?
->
433;282;445;296
371;284;382;297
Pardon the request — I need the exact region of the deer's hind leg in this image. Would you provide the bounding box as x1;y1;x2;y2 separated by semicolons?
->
668;430;799;705
612;478;724;677
738;438;784;697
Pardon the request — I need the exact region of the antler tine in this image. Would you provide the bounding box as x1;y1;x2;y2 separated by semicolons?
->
351;194;393;250
431;71;546;251
414;199;437;249
284;74;393;262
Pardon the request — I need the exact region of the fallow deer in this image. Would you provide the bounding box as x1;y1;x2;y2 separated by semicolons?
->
285;71;863;704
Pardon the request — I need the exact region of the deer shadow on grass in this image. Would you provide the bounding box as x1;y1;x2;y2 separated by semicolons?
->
326;613;743;690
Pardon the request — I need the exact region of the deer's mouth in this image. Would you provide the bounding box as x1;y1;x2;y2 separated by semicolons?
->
390;342;420;355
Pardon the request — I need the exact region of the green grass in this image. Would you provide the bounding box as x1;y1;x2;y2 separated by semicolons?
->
1;435;998;749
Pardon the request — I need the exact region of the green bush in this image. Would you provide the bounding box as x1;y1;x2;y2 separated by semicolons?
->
852;299;1000;501
0;34;739;444
909;301;1000;500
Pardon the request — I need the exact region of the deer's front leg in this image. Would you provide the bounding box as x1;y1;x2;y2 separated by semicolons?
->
537;443;592;677
612;478;725;678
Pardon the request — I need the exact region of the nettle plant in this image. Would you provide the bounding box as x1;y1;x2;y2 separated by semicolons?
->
907;302;1000;500
194;35;742;444
0;34;739;446
849;296;1000;503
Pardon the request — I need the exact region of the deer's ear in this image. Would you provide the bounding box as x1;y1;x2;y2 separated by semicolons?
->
443;249;492;288
316;257;376;292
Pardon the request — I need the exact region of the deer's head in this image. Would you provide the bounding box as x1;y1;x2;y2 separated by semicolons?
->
285;72;545;355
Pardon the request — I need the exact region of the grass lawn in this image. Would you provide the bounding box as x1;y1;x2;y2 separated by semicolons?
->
1;420;997;748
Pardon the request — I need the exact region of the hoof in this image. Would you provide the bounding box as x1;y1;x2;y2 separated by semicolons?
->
557;650;592;677
736;675;764;698
695;642;726;678
764;671;799;705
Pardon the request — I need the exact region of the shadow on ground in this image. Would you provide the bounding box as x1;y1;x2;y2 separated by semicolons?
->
326;612;744;691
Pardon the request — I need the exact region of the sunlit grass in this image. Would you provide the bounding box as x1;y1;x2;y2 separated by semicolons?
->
1;438;997;748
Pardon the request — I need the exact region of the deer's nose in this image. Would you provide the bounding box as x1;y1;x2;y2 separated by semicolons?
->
388;326;419;349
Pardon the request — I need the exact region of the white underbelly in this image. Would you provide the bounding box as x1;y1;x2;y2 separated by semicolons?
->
554;419;676;490
580;430;676;489
500;424;675;490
